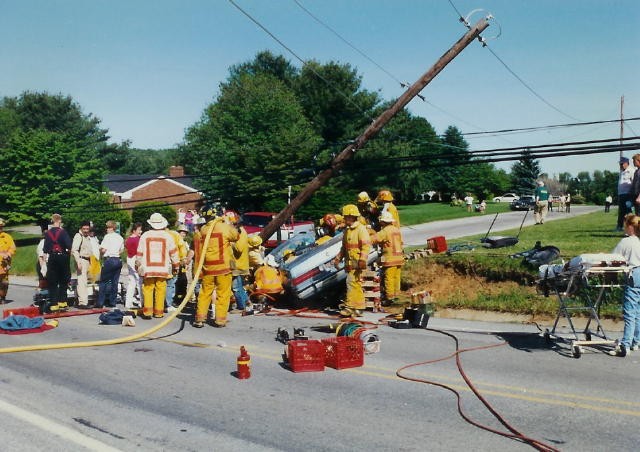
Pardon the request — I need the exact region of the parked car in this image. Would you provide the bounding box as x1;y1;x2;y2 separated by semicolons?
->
241;211;315;249
269;232;379;305
492;193;520;203
510;195;536;211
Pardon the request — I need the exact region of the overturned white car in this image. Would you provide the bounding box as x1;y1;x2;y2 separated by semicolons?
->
269;232;380;305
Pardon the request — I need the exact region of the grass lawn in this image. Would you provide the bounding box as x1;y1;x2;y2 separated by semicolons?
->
405;210;626;318
399;202;512;226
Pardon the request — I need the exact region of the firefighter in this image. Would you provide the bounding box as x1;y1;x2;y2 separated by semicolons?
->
136;213;179;319
315;213;339;245
356;191;379;228
252;254;284;310
248;235;265;272
333;204;372;317
194;209;239;328
375;190;400;227
374;211;404;305
226;211;250;312
165;224;188;311
0;219;16;304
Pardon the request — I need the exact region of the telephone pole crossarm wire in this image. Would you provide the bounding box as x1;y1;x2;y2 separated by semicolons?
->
260;18;490;241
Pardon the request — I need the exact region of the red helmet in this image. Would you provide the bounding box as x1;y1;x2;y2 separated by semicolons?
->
225;210;240;224
322;214;337;231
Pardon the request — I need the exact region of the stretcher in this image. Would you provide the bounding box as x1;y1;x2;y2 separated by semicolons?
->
538;254;627;358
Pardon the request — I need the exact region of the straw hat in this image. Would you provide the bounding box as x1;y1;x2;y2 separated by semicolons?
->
147;213;168;230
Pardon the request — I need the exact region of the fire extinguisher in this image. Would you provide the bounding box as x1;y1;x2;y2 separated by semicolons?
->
237;346;251;379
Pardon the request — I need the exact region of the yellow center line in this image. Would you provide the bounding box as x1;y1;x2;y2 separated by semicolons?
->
155;337;640;416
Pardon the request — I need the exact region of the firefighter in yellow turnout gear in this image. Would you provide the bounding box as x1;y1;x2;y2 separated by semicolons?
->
194;213;239;328
376;190;400;226
0;219;16;303
374;211;404;305
334;204;371;317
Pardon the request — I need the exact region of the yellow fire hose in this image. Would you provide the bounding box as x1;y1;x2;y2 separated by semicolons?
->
0;220;218;354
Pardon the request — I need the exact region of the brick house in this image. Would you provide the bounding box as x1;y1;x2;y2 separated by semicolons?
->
105;166;204;212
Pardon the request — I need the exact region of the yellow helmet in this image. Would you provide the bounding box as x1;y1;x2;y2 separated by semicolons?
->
357;191;370;203
342;204;360;217
377;190;394;202
248;235;263;247
225;210;240;224
334;214;344;224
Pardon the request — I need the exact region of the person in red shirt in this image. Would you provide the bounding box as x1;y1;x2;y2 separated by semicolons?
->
124;222;143;309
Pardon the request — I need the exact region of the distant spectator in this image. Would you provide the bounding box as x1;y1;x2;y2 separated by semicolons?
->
565;192;571;213
559;194;566;212
534;180;550;225
184;210;195;232
464;194;474;213
605;194;613;213
177;208;186;226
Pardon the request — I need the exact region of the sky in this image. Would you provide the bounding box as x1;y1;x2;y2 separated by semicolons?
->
1;0;638;178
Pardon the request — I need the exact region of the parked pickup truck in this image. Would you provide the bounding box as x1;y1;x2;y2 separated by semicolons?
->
241;211;315;249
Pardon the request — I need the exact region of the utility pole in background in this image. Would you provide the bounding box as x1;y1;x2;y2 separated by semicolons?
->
620;95;625;156
260;17;491;241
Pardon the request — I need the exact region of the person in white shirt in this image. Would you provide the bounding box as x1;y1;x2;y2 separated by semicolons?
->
97;221;124;308
609;214;640;357
464;194;474;212
617;156;635;230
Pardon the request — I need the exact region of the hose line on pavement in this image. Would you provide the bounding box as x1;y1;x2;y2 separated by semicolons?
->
0;221;217;354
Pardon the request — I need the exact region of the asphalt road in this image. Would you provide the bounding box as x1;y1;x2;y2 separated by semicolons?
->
401;205;601;247
1;281;639;451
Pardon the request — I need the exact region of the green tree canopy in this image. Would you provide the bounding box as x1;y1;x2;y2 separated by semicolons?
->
0;129;104;223
181;72;321;211
131;201;177;231
511;150;541;195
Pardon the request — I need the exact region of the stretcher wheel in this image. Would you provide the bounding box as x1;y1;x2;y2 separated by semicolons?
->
572;345;582;359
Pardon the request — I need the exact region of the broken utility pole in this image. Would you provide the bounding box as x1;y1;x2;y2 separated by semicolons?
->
260;17;490;241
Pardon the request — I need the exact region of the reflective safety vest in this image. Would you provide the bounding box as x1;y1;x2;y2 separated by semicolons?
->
168;230;188;260
375;224;404;267
254;265;283;293
342;222;371;271
200;219;239;276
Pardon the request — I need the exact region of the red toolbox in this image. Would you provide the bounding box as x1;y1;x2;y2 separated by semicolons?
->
2;306;41;319
287;340;325;372
426;235;447;253
322;336;364;370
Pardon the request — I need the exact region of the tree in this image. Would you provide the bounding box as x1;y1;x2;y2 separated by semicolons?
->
228;50;299;89
0;129;105;223
131;201;177;230
181;73;321;211
294;60;380;145
62;193;131;237
510;150;541;195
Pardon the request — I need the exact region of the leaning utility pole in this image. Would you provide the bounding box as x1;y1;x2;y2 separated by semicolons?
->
260;18;490;241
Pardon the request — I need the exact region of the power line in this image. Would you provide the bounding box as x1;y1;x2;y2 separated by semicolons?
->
463;116;640;137
228;0;374;122
482;45;580;122
445;0;580;122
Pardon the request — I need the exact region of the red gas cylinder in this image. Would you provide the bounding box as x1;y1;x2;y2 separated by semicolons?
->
237;346;251;379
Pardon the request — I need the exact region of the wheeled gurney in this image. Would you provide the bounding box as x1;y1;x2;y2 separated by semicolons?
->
538;254;627;358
